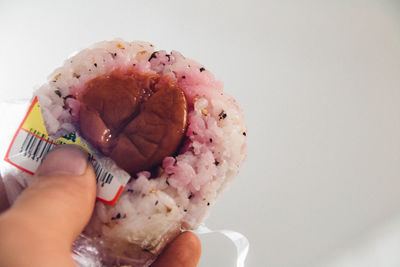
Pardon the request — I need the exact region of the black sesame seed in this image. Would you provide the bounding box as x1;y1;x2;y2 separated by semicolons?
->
166;179;170;186
184;209;188;212
54;89;62;97
63;95;73;100
143;248;150;252
192;131;197;135
155;200;159;205
127;189;134;193
207;202;210;206
114;53;117;57
111;213;121;220
182;75;186;79
218;110;227;120
166;54;171;61
200;67;205;72
209;138;213;143
94;63;97;67
243;132;247;136
188;194;193;199
133;63;136;66
148;51;157;61
215;160;220;166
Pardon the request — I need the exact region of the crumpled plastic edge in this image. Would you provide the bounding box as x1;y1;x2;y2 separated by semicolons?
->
193;223;250;267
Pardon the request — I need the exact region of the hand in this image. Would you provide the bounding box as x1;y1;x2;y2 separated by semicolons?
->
0;145;201;267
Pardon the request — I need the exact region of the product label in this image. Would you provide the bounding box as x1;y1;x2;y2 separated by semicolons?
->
4;98;129;206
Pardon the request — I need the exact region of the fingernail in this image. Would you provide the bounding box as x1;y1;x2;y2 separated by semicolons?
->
37;145;89;176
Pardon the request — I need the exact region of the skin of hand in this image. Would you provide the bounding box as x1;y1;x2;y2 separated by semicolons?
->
0;145;201;267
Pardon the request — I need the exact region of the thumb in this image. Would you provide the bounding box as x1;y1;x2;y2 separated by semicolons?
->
16;144;96;242
0;145;96;266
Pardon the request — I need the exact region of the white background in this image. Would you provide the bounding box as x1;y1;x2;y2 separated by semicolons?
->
1;1;400;266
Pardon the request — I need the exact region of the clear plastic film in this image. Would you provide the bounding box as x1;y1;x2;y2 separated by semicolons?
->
0;99;250;266
194;224;250;267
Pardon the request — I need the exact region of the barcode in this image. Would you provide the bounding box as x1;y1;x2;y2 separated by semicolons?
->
92;160;114;187
20;130;56;162
19;130;114;187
